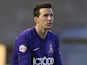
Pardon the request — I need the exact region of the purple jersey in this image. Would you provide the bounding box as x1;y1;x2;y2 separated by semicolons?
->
11;27;62;65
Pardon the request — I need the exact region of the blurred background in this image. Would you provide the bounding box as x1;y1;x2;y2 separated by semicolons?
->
0;0;87;65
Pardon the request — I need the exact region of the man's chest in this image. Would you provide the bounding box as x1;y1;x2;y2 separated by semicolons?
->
31;39;55;65
31;39;55;57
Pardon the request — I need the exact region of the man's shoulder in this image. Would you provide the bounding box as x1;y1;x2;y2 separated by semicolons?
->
48;30;58;36
48;31;59;44
17;27;35;38
48;30;59;39
22;27;34;35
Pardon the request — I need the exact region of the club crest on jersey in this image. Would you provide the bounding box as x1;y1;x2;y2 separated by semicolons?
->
49;44;53;53
46;40;54;56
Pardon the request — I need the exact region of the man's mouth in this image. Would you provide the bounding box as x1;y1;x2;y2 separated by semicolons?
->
47;23;52;25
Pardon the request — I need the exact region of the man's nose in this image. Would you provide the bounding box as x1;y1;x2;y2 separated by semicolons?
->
48;16;53;21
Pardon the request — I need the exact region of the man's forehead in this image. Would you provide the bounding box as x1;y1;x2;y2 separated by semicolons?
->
39;8;53;14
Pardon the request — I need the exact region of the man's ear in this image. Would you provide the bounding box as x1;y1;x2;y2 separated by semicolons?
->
34;17;39;23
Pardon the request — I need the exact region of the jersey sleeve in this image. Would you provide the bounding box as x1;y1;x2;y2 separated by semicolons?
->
11;33;32;65
54;36;62;65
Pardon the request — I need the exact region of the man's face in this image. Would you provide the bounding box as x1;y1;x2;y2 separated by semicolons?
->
36;8;54;30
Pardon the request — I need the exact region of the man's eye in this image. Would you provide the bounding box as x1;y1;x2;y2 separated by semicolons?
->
50;14;53;16
44;14;48;17
43;14;53;17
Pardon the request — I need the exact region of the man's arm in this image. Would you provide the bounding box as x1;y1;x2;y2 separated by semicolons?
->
11;33;32;65
54;36;62;65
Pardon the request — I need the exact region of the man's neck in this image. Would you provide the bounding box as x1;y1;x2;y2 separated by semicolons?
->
35;26;48;39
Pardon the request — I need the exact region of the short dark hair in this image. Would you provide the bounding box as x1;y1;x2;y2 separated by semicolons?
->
33;2;52;17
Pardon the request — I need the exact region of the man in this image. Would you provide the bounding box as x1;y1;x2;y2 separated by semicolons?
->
12;2;62;65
